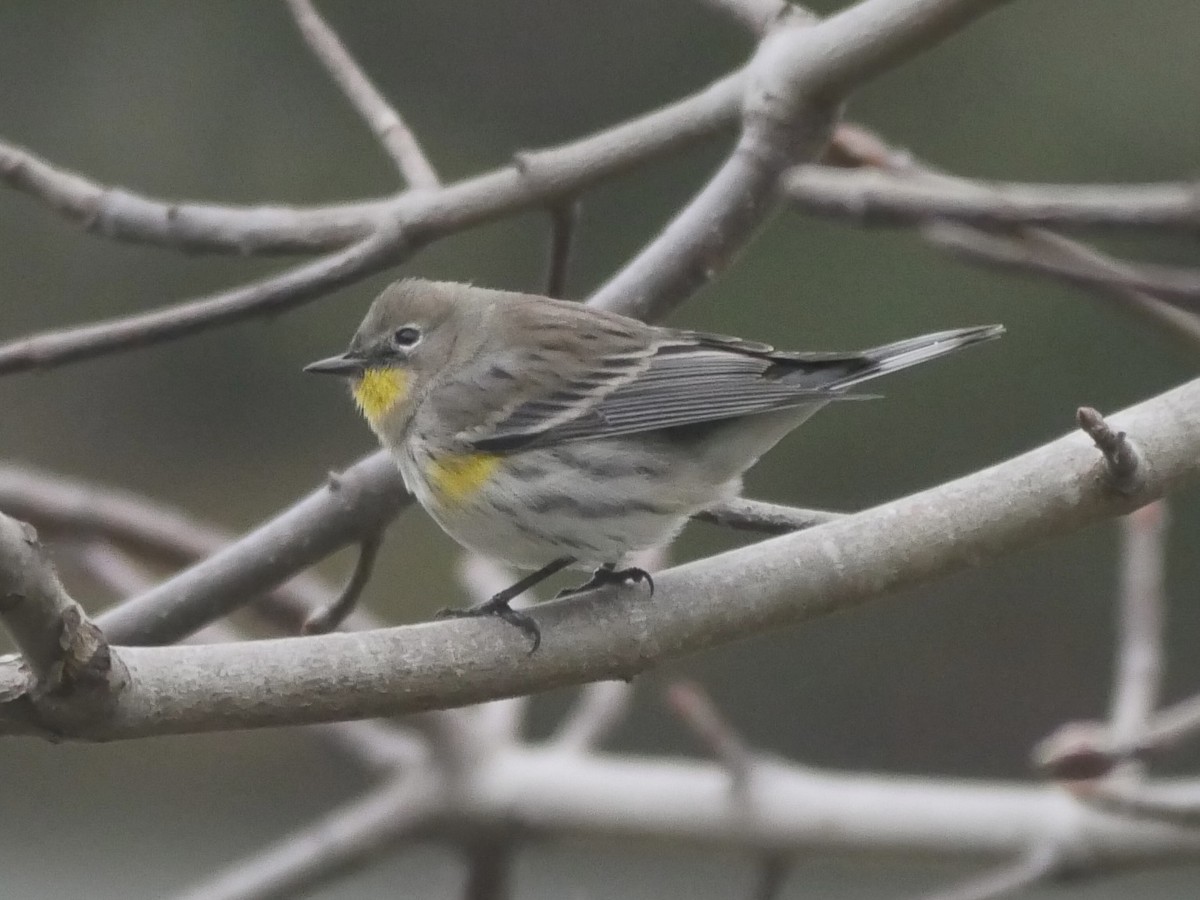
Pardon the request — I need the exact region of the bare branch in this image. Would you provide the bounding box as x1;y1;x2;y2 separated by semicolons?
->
0;66;744;255
549;681;634;752
1074;779;1200;828
172;773;440;900
1109;502;1168;754
592;0;1010;320
911;845;1061;900
785;165;1200;233
94;452;409;646
694;498;842;535
543;201;580;299
0;462;385;638
0;223;409;376
285;0;440;188
925;221;1200;310
781;129;1200;354
666;681;755;788
1077;407;1145;495
301;530;384;634
1;375;1194;739
161;749;1200;874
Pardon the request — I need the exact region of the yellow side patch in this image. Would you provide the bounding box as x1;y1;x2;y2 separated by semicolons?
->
353;367;409;426
426;452;502;504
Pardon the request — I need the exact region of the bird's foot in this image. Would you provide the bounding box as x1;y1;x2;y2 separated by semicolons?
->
436;595;541;654
557;564;654;599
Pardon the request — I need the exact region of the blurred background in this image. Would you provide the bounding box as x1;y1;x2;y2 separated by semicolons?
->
1;1;1199;897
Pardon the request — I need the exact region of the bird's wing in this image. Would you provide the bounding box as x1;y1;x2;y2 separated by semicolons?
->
465;331;866;453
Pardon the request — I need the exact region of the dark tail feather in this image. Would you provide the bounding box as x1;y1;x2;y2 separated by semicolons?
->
829;324;1004;390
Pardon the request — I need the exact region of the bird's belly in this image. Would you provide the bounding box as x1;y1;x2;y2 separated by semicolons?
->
397;441;736;569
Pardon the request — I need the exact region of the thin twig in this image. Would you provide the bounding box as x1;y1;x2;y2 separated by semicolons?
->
925;221;1200;309
666;680;755;789
1108;501;1167;759
785;165;1200;233
285;0;440;189
1077;407;1145;495
0;462;391;641
782;125;1200;354
911;845;1061;900
0;222;410;376
302;530;384;634
543;200;580;299
171;773;440;900
694;498;843;535
1074;779;1200;828
549;680;634;752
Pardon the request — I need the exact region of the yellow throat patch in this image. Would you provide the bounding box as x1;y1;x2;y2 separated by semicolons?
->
353;367;409;426
426;452;501;504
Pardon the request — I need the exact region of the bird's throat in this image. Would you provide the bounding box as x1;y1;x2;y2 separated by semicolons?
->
353;367;409;426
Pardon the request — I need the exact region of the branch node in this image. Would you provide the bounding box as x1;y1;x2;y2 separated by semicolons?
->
1077;407;1145;495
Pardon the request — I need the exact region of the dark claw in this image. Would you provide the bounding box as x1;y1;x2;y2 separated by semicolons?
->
436;599;542;654
557;565;655;599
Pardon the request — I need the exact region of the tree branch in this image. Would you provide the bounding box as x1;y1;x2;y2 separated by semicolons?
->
2;374;1197;739
285;0;440;189
785;166;1200;233
0;223;411;376
172;773;441;900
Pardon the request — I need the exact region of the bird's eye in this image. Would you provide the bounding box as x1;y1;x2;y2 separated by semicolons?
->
392;326;421;348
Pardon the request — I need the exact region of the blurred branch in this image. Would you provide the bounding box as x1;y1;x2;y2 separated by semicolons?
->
543;200;579;299
926;221;1200;309
173;773;441;900
1;376;1195;739
666;681;756;790
0;222;411;376
549;680;634;753
785;166;1200;233
286;0;440;189
910;845;1062;900
0;460;397;643
782;125;1200;353
1108;502;1167;755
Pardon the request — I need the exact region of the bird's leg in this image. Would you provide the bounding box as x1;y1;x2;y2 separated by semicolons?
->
437;556;576;653
557;562;655;599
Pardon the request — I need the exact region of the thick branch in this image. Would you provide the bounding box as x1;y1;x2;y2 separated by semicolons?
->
2;375;1197;738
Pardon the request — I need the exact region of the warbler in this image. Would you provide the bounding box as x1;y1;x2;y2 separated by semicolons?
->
306;278;1002;648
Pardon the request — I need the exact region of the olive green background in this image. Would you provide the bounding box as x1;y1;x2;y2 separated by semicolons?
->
1;2;1199;897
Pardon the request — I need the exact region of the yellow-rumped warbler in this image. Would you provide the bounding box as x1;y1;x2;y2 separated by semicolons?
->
306;278;1002;648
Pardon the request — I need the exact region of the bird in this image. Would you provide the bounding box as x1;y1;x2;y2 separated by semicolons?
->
306;278;1002;650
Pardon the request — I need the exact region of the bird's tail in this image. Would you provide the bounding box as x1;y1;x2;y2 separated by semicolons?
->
828;324;1004;390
